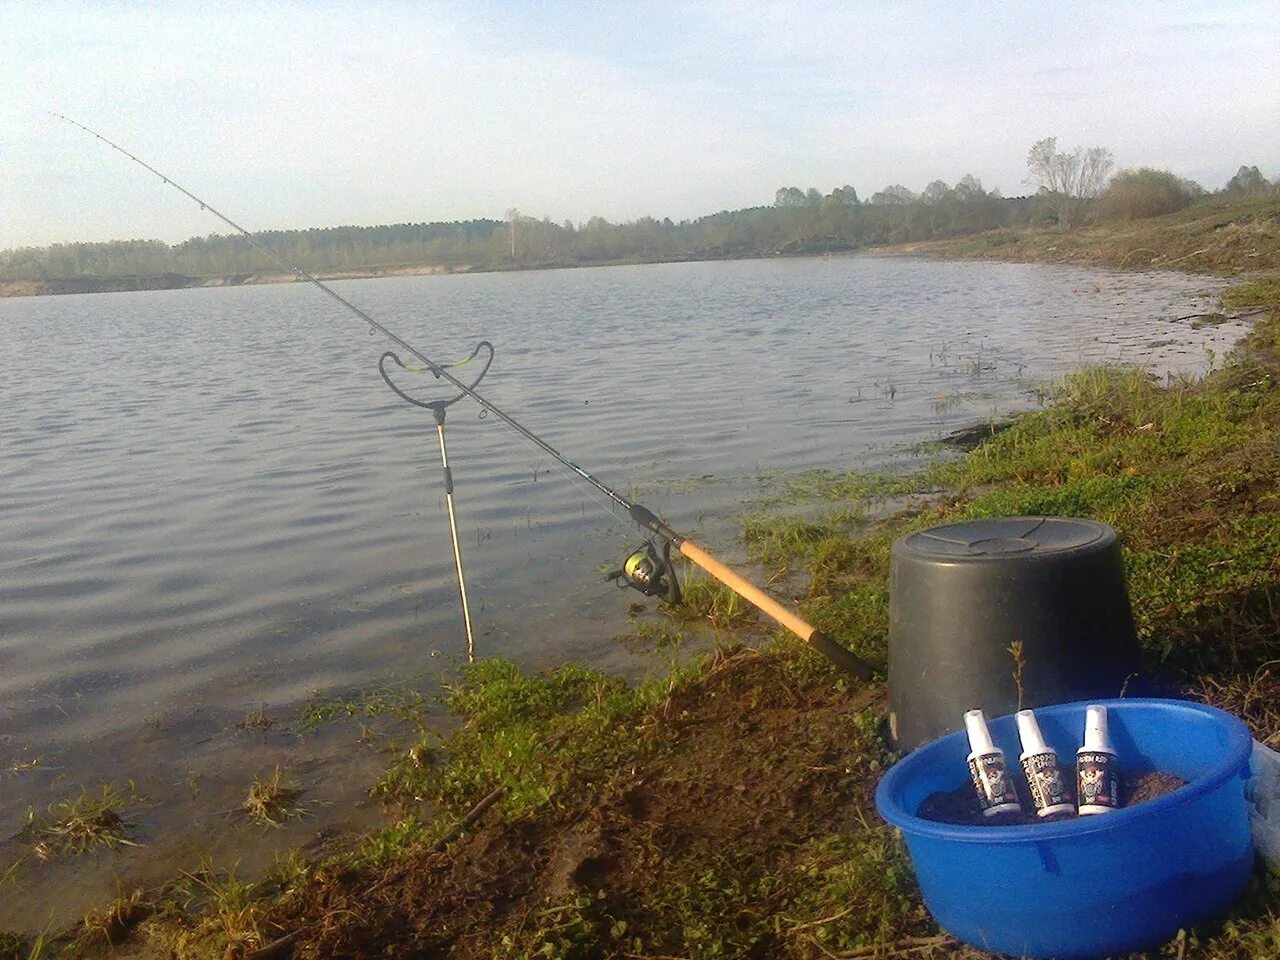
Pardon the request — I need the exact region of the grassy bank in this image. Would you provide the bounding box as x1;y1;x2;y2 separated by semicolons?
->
888;194;1280;275
4;280;1275;958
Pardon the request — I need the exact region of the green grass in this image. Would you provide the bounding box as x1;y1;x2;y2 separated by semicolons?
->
171;859;270;957
473;826;925;960
1224;278;1280;310
372;658;697;819
775;829;930;954
670;568;755;629
349;816;433;868
741;509;856;568
20;782;141;858
778;469;929;504
295;684;427;732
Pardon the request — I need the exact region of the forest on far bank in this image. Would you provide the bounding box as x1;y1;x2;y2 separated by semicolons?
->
2;137;1276;284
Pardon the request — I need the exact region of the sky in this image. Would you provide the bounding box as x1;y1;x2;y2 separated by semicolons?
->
2;0;1278;249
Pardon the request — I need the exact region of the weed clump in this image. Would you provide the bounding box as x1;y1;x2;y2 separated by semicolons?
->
672;570;754;628
296;684;426;732
78;887;152;949
20;782;141;859
242;767;305;827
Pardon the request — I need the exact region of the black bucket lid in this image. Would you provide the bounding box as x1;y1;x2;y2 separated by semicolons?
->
894;516;1112;562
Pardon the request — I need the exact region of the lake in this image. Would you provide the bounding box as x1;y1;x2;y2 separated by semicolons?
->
0;255;1249;923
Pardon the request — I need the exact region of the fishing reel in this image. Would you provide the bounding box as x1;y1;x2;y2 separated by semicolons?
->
605;540;682;604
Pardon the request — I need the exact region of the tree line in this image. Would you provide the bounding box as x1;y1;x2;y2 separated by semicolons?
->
2;141;1276;283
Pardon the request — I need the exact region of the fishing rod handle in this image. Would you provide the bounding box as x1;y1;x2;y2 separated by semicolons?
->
676;540;873;680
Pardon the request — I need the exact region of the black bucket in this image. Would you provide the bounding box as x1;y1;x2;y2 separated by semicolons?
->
887;516;1143;751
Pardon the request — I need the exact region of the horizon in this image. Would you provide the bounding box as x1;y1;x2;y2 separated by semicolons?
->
3;1;1278;250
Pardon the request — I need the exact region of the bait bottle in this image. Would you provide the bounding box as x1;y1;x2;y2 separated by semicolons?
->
964;709;1021;818
1076;704;1120;815
1015;709;1074;818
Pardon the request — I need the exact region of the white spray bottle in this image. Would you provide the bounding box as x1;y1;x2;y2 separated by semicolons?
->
1076;704;1120;815
1016;709;1074;818
964;709;1021;818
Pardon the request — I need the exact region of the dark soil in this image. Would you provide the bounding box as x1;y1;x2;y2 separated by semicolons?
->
260;650;888;960
917;769;1187;826
1125;771;1187;806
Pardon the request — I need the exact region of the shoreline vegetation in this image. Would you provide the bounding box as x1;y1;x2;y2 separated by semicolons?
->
5;214;1280;955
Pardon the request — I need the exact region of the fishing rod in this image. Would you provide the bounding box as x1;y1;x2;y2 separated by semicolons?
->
54;112;872;680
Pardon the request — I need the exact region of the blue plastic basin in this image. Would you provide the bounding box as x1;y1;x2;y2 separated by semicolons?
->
875;699;1253;958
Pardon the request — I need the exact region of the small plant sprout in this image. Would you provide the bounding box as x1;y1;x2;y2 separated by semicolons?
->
237;703;272;731
1008;640;1026;711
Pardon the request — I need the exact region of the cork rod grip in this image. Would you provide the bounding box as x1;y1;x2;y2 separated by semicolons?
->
677;539;873;679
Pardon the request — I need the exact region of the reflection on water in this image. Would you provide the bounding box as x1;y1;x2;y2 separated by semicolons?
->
0;256;1247;923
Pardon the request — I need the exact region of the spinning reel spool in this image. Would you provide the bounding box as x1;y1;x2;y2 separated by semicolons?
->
605;540;682;604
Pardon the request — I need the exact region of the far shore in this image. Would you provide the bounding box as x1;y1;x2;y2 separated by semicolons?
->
7;199;1279;300
0;262;466;299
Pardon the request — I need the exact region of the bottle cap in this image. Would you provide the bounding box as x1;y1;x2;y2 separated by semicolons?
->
1083;704;1113;752
964;709;996;755
1015;709;1049;754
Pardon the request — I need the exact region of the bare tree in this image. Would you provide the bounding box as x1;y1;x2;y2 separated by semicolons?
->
1026;137;1115;228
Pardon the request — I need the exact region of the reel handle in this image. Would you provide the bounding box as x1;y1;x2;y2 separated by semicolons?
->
677;539;873;680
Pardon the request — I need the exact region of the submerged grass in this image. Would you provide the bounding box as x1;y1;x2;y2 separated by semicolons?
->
671;567;756;629
242;767;305;828
0;925;53;960
20;782;141;860
295;684;427;732
741;509;856;568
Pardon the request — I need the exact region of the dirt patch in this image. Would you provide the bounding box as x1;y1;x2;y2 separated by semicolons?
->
917;770;1187;826
259;651;885;959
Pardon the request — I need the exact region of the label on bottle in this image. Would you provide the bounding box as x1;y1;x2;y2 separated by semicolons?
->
968;752;1020;813
1020;751;1069;813
1076;751;1119;810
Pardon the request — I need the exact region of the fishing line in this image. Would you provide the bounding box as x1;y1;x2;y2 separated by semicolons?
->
388;339;632;541
54;112;874;680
